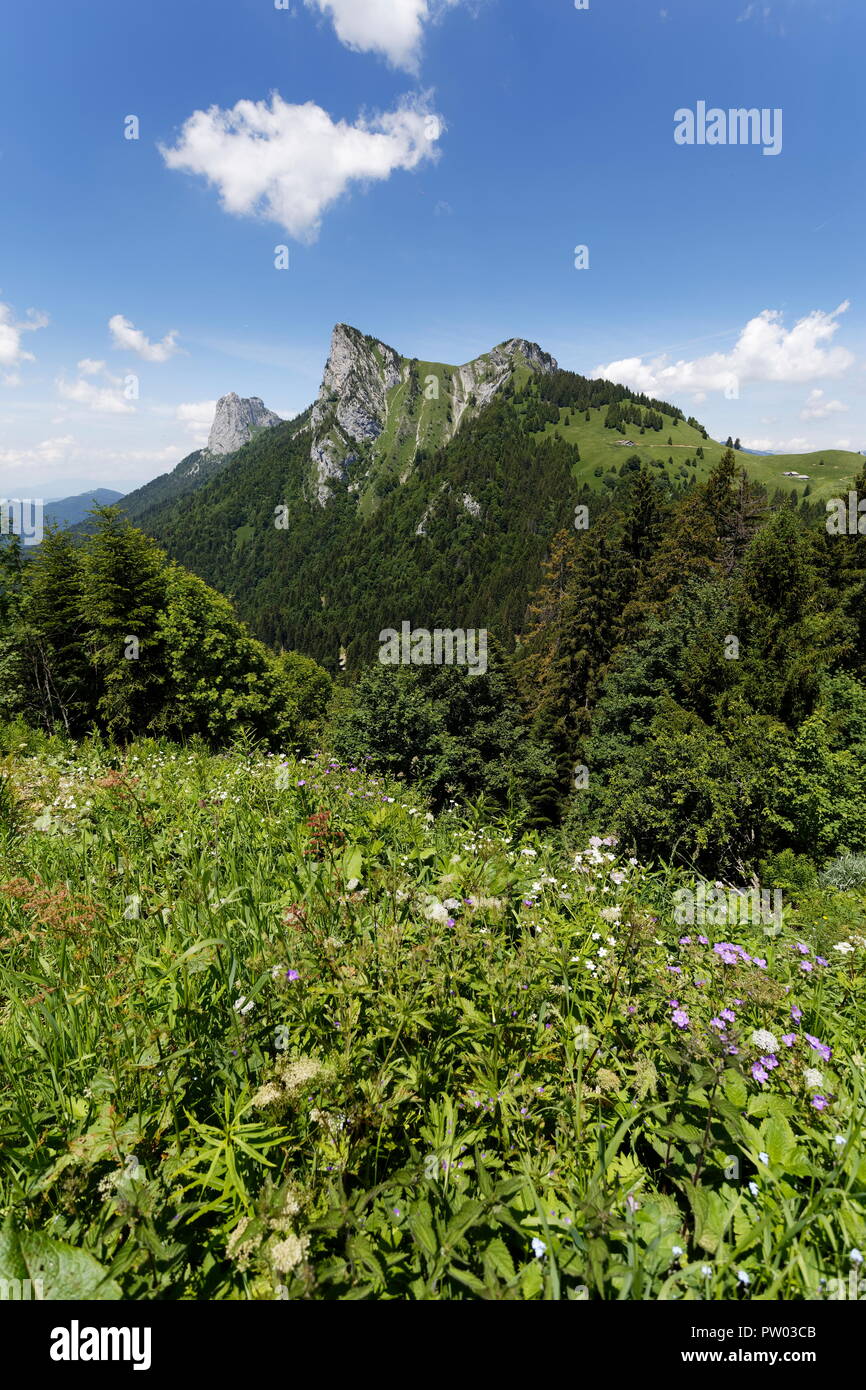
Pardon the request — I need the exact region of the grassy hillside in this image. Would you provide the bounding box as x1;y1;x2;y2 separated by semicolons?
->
533;406;862;503
1;727;863;1299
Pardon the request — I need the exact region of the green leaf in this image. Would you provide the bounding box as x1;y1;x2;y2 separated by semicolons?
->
684;1184;731;1256
722;1069;748;1108
0;1221;121;1300
520;1259;544;1298
761;1115;797;1168
444;1199;484;1247
484;1237;515;1283
408;1202;439;1261
342;844;364;885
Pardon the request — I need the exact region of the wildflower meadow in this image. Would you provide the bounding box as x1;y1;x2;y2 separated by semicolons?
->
1;723;863;1301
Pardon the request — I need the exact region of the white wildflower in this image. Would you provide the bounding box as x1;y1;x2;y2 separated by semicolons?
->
422;898;450;925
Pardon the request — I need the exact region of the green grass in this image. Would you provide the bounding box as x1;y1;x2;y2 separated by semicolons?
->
534;407;864;502
1;728;864;1300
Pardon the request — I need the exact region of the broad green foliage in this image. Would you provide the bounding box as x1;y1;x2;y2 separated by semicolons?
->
0;732;863;1300
329;649;549;812
0;1221;121;1300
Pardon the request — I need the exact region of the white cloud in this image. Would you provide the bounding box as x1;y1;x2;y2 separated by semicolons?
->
160;92;442;241
176;399;217;444
593;302;855;400
835;439;853;450
0;300;49;379
0;435;75;469
57;363;136;415
108;314;180;363
92;444;182;465
742;436;809;453
305;0;460;72
799;388;848;421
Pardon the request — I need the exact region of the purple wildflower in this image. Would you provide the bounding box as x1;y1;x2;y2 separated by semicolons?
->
672;1009;690;1029
751;1064;769;1084
812;1095;829;1111
805;1034;832;1062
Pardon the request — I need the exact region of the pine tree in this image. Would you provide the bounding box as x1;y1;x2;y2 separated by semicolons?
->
24;527;95;732
82;507;169;739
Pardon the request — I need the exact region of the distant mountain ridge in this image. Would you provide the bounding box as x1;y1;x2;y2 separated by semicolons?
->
43;489;124;529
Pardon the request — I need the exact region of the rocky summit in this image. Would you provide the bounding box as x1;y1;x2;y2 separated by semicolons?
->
207;392;283;455
305;323;557;505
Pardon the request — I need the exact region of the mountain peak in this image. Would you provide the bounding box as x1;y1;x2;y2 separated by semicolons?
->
492;338;558;374
308;325;557;505
207;393;282;456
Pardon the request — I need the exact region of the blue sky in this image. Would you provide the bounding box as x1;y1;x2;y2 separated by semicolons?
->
1;0;863;496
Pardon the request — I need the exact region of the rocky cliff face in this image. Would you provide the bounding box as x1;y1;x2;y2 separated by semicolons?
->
207;393;283;456
308;325;404;504
307;325;557;505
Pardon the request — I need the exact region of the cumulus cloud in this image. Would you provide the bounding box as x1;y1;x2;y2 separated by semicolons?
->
0;300;49;381
593;303;855;400
176;399;217;444
799;388;848;421
305;0;460;72
109;314;180;363
57;363;136;415
0;436;75;469
160;92;443;241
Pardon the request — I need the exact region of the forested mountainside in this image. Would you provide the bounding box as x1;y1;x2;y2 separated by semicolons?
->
113;324;859;675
